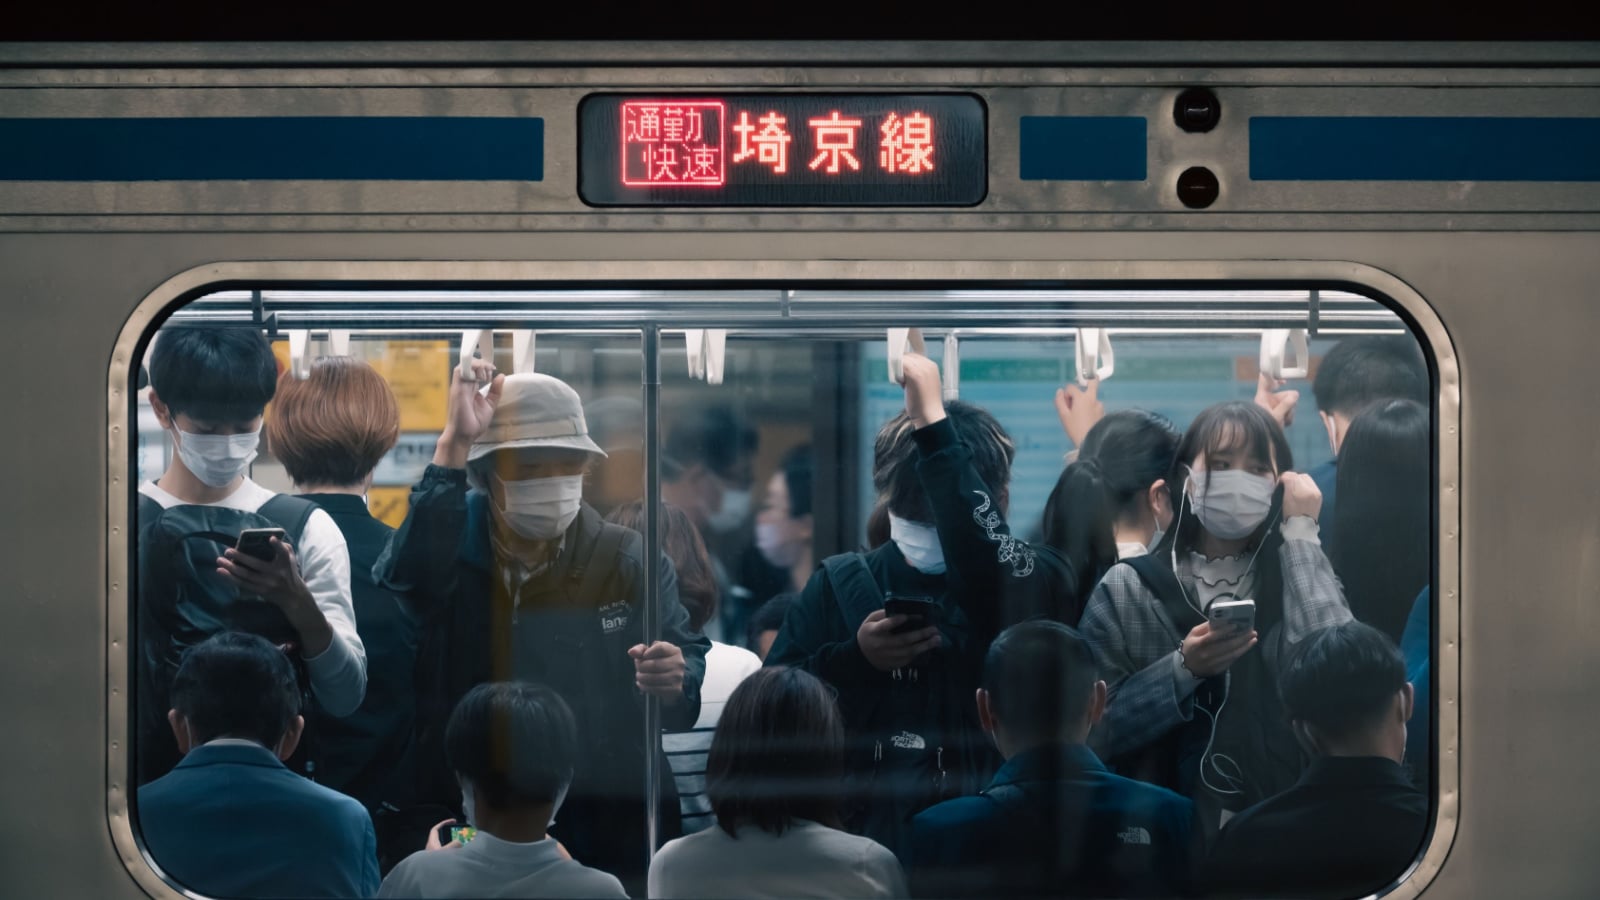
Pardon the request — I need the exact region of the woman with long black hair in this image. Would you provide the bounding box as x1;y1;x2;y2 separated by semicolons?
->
1040;409;1181;618
1078;401;1351;836
1330;399;1431;644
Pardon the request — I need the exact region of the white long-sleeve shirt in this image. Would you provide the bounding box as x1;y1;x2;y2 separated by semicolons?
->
139;479;367;716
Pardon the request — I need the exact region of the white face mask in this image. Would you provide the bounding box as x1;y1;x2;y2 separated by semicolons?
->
756;520;804;569
707;488;751;533
1187;468;1275;540
889;514;946;575
173;426;259;488
492;473;584;540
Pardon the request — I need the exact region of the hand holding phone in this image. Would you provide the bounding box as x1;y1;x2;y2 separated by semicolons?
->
883;594;939;633
235;527;288;562
1207;598;1257;636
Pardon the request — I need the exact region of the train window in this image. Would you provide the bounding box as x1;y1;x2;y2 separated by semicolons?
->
128;286;1435;899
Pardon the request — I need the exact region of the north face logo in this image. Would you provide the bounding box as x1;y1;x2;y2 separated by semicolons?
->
889;730;926;751
1117;827;1152;846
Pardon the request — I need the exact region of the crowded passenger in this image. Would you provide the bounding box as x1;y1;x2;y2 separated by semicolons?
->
910;620;1195;899
1330;398;1431;644
648;666;908;899
264;356;427;871
1399;586;1432;789
1079;400;1351;836
1308;335;1429;544
1042;409;1182;608
747;593;798;661
137;327;365;786
139;632;378;899
579;393;645;518
379;682;627;899
766;352;1076;859
607;501;763;834
1203;621;1427;898
753;443;815;596
374;361;710;889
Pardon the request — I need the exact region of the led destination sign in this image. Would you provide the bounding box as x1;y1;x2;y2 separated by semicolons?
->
579;94;987;206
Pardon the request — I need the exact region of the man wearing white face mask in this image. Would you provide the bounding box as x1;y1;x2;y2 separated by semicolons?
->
137;327;366;786
376;362;710;892
379;683;627;899
767;352;1076;863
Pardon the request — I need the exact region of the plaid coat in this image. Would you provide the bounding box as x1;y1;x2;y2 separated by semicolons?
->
1080;536;1350;762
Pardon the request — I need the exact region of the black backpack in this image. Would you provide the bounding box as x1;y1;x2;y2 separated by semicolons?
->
134;493;322;786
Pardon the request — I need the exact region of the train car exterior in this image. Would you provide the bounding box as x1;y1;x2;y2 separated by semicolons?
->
0;41;1596;898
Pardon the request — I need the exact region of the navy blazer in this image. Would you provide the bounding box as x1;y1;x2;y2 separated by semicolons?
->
139;742;380;899
909;743;1196;899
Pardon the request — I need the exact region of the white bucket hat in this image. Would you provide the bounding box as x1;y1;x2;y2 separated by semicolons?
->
466;373;608;463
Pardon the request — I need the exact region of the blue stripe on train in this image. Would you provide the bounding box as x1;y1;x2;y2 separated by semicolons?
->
0;117;544;181
1018;116;1147;181
1250;117;1600;181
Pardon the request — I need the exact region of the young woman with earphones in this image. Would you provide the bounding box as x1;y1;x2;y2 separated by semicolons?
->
1078;400;1351;839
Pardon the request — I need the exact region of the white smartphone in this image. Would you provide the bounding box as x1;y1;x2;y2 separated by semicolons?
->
1208;598;1256;635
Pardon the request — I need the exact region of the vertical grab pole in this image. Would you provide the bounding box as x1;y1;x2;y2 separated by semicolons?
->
641;324;662;864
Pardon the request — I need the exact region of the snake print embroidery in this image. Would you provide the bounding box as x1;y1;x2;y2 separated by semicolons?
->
972;489;1036;578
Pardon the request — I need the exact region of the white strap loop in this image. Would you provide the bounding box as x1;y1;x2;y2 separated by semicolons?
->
457;329;495;380
328;330;351;357
288;330;311;380
511;330;536;374
887;327;926;384
942;333;960;402
1260;328;1309;380
1075;328;1115;386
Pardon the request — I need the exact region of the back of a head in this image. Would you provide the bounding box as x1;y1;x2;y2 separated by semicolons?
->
706;666;844;836
148;327;279;423
1331;399;1431;640
446;682;578;812
604;501;718;632
873;400;1014;522
747;592;798;647
1042;410;1180;594
265;356;401;488
664;404;757;482
169;632;301;747
1312;335;1428;418
982;620;1099;747
1280;621;1407;750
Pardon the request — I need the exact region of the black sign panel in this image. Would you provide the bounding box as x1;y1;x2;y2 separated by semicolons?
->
578;93;987;206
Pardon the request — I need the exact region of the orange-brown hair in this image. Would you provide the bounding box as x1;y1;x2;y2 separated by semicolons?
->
265;356;400;488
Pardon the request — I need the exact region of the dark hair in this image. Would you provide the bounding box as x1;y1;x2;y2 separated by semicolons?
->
1312;335;1428;418
982;621;1100;746
605;501;718;631
1042;410;1180;601
664;404;758;483
1331;399;1431;643
778;444;814;519
1280;622;1407;743
1163;400;1294;555
445;682;578;811
707;666;844;837
265;357;401;487
149;327;279;424
747;592;798;649
865;497;891;549
169;632;301;747
874;401;1014;522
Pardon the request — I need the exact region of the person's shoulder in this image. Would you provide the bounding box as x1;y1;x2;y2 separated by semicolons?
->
299;777;373;825
554;858;630;898
912;794;996;832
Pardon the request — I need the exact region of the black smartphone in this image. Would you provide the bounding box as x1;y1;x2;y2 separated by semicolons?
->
235;527;287;562
883;594;939;632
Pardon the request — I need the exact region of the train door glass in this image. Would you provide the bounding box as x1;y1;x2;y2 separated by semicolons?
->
130;287;1436;899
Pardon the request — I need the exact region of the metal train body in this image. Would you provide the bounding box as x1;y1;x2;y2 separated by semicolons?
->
1;41;1596;898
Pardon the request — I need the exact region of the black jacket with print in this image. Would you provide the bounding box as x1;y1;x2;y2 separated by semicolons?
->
765;417;1077;862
